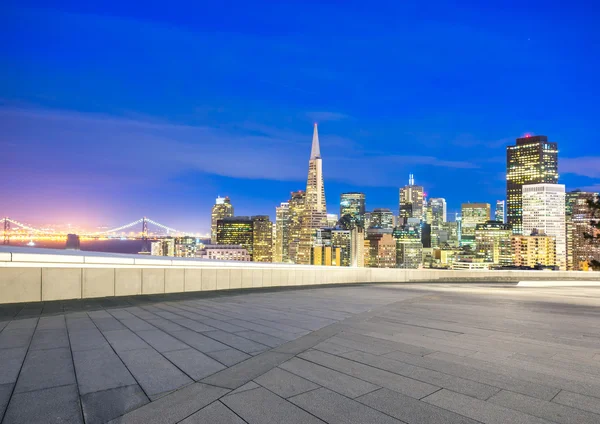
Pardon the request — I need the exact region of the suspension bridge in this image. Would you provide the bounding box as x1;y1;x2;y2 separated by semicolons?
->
2;217;204;245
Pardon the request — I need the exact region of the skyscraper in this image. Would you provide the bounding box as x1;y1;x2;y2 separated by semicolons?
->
216;217;253;257
211;196;234;244
565;190;599;270
399;174;424;224
287;190;306;264
340;192;366;226
474;221;513;266
428;198;447;224
369;208;394;229
305;123;327;214
331;229;352;267
252;215;273;263
393;224;423;269
506;135;558;234
461;203;491;247
495;200;505;223
298;124;328;264
522;183;566;270
274;202;290;263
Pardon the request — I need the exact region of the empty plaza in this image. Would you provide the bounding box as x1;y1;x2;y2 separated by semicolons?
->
1;282;599;424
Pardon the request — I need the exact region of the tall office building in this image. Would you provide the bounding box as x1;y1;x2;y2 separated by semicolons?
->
288;190;306;264
461;203;491;247
305;123;327;214
393;224;423;269
506;135;558;234
427;198;446;248
474;221;513;266
399;174;425;223
331;229;352;267
216;217;254;257
428;198;447;224
522;183;566;270
252;215;273;263
297;124;328;264
566;190;600;270
211;196;234;244
495;200;505;223
369;208;394;229
274;202;290;263
340;192;366;227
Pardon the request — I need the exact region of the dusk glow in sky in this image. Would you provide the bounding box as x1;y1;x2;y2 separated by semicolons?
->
2;1;600;233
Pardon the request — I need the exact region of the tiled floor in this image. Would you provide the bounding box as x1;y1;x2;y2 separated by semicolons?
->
0;283;599;423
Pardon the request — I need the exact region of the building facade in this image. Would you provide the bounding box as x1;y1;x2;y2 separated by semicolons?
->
340;192;366;227
311;245;342;266
174;236;197;258
216;217;254;258
196;245;251;261
439;221;460;247
326;214;339;228
331;229;352;267
522;183;566;270
461;203;491;247
369;208;394;229
512;233;557;268
474;221;513;266
428;198;447;224
211;196;234;244
393;224;423;269
298;124;328;264
252;215;273;262
274;202;290;263
399;174;424;223
364;233;396;268
151;238;175;257
566;190;600;270
506;135;558;235
495;200;505;223
287;190;306;264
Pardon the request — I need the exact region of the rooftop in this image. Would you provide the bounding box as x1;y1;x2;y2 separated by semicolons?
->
1;283;599;423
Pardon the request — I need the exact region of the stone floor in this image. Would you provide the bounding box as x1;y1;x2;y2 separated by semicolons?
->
1;283;599;424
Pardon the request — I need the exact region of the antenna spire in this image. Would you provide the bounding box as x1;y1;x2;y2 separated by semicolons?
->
310;123;321;159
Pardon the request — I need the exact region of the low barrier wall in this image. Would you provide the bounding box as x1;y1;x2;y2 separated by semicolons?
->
1;248;599;304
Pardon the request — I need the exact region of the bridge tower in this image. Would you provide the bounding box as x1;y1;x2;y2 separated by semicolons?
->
3;218;9;245
141;217;149;252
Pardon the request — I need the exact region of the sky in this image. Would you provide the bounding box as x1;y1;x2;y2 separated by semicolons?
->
2;1;600;234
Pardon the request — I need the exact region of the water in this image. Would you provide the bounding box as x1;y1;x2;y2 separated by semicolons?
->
9;239;151;254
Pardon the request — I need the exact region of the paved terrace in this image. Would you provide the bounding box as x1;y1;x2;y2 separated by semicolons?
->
1;283;599;424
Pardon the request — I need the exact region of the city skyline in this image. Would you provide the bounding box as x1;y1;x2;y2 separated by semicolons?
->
2;2;600;232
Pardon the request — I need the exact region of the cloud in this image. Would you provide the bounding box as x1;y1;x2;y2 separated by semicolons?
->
1;105;485;192
561;157;600;178
576;184;600;193
387;155;478;169
305;111;349;122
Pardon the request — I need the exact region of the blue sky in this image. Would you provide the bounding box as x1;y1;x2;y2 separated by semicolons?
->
2;1;599;233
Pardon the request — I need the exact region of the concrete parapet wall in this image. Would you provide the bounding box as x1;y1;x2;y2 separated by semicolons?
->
1;247;599;304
